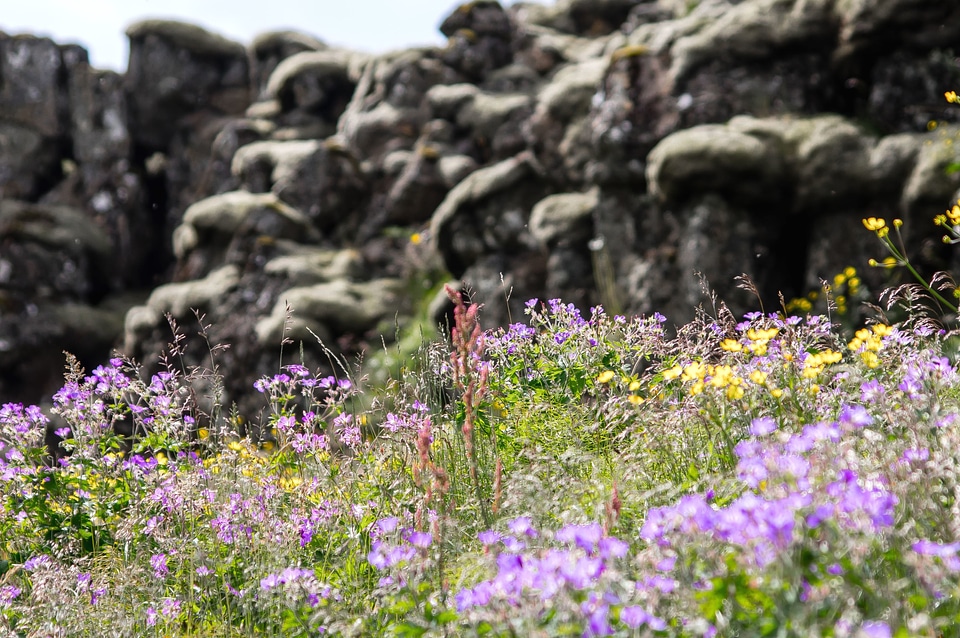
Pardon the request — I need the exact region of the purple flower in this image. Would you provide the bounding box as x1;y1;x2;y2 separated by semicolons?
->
150;553;169;579
620;605;666;630
860;621;891;638
0;585;20;607
598;537;628;559
640;574;677;593
901;448;929;463
508;516;537;538
455;581;494;611
406;531;433;549
839;404;872;429
374;517;399;536
581;594;613;636
478;530;501;546
90;586;106;605
749;416;778;436
899;365;923;398
860;379;885;404
556;522;603;554
24;555;50;571
806;504;835;528
913;539;960;557
160;597;181;618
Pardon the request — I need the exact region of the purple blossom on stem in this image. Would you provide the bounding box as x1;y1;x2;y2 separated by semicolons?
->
749;416;778;436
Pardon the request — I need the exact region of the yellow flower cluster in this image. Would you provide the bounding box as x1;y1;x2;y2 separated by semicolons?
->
862;217;902;239
801;349;843;379
847;323;892;368
934;201;960;228
946;90;959;104
596;369;645;404
662;361;746;400
719;327;778;357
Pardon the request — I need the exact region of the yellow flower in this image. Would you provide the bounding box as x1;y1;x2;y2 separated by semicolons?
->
947;90;959;104
928;120;939;131
948;204;960;225
862;217;886;231
749;370;768;385
872;323;893;337
410;232;422;245
720;338;742;352
833;273;847;288
682;361;708;382
596;370;615;384
725;384;744;400
861;351;880;369
628;380;641;392
662;365;683;381
747;327;779;341
198;428;209;440
843;266;857;278
260;440;275;452
628;394;643;405
770;388;783;399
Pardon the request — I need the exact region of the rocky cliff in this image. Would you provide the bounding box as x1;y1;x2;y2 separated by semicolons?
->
3;0;960;416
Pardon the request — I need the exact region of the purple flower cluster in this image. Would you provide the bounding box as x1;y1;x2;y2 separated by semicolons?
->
455;519;665;635
367;519;432;572
643;409;899;573
382;401;430;433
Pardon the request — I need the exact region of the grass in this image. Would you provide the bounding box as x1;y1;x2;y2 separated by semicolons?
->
7;193;960;636
3;273;960;637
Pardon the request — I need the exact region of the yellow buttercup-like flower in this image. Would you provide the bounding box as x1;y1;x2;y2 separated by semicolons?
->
946;90;959;104
862;217;886;231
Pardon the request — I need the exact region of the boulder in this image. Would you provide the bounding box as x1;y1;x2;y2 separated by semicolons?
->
254;278;404;345
439;1;515;81
430;153;546;277
646;122;786;205
262;50;359;131
173;191;320;278
125;20;251;152
231;139;367;232
249;30;328;96
529;188;598;249
263;246;365;287
0;200;112;300
0;33;64;137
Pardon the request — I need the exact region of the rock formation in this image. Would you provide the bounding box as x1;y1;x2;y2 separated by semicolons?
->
3;0;960;416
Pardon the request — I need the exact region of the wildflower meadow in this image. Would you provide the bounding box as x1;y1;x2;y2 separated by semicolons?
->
8;113;960;638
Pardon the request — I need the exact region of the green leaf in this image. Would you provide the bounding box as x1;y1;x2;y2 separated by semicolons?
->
391;622;427;638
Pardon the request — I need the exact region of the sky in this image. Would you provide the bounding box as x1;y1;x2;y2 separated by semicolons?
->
0;0;545;71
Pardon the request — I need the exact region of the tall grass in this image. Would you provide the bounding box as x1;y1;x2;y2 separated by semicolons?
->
5;210;960;635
